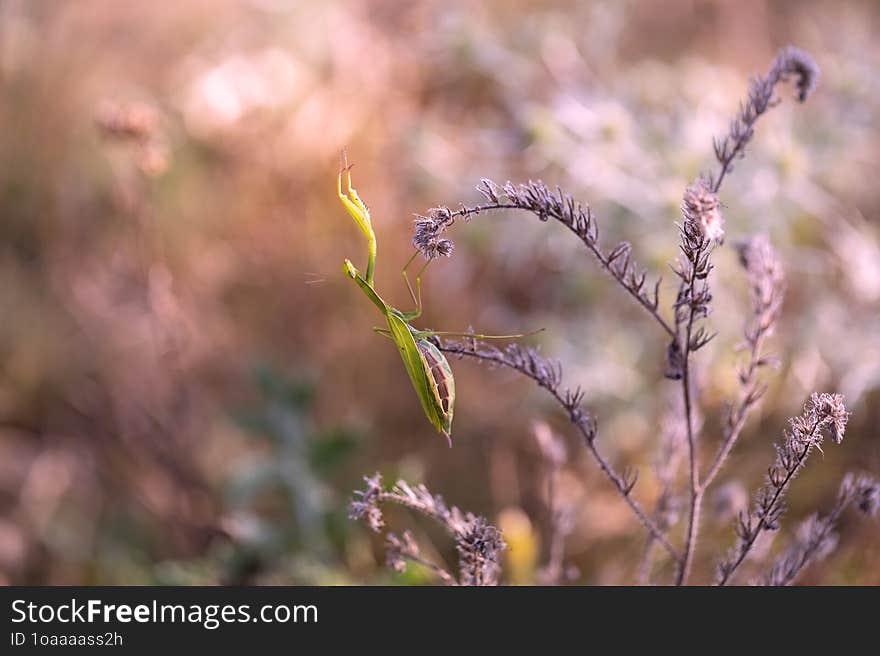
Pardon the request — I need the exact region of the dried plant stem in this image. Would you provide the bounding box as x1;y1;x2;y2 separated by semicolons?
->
636;538;657;586
538;470;571;585
638;394;686;585
703;331;770;490
702;397;758;491
677;413;700;585
670;184;719;586
533;422;572;585
672;48;818;584
637;519;671;585
675;268;702;585
437;339;681;562
582;433;680;560
704;236;784;490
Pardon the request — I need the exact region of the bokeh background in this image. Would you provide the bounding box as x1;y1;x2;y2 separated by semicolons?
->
0;0;877;585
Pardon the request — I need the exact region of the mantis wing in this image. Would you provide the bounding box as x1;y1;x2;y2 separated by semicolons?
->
386;312;448;439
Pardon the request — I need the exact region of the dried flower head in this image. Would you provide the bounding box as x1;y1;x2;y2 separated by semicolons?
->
682;179;724;245
775;46;820;103
457;517;505;586
412;207;455;259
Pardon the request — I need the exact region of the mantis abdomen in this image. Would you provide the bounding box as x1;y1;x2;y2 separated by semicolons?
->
418;340;455;417
385;313;454;442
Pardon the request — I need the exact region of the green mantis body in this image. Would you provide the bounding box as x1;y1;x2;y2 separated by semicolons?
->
337;159;531;445
341;253;456;442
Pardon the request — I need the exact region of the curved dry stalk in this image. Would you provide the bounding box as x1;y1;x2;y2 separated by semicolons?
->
710;46;819;193
416;179;674;338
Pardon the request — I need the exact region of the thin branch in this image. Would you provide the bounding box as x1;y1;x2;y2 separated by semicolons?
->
758;472;879;586
436;338;681;562
534;422;575;585
702;235;785;491
672;182;720;585
638;392;686;585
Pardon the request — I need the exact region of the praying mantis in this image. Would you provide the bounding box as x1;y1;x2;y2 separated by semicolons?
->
336;156;536;445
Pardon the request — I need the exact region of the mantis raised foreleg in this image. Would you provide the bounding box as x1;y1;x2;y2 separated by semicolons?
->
337;153;377;286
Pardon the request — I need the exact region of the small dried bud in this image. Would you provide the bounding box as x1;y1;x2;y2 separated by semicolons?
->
664;338;684;380
348;473;385;532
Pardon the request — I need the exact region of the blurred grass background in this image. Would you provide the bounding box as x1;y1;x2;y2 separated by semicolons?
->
0;0;877;585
